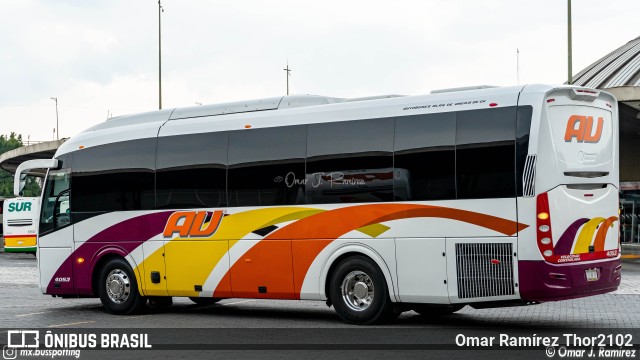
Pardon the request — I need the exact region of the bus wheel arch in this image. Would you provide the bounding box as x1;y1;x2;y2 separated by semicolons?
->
322;245;397;304
325;253;398;324
94;255;146;315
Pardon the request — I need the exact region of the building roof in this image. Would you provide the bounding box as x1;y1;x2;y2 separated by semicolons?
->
0;139;66;176
572;36;640;89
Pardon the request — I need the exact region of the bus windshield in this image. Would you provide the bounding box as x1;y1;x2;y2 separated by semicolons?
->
40;168;71;235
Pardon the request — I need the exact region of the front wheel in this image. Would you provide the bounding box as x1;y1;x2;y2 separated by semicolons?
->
329;256;394;325
98;258;146;315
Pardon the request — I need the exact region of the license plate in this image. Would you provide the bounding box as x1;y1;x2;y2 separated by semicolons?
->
585;268;600;282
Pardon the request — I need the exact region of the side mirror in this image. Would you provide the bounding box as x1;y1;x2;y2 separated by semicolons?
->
14;159;59;196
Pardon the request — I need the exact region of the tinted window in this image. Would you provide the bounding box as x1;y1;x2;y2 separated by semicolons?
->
71;138;156;214
228;126;306;207
156;132;228;209
456;107;517;199
40;154;71;235
394;113;456;201
306;118;394;204
516;106;533;197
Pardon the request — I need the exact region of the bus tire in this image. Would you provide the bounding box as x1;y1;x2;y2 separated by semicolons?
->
329;255;394;325
413;304;465;316
98;258;146;315
189;297;222;305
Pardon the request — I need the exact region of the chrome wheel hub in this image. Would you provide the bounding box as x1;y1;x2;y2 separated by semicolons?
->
106;269;130;304
341;270;374;312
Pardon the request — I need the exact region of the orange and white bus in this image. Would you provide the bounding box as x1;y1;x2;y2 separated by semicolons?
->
2;197;39;254
14;84;620;324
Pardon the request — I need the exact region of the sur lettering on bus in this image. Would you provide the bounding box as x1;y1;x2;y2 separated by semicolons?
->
8;202;32;212
163;210;224;238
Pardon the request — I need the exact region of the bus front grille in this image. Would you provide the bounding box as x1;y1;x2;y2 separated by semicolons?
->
455;243;515;299
7;219;33;227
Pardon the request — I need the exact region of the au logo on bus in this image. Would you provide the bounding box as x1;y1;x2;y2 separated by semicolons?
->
564;115;604;143
163;210;224;238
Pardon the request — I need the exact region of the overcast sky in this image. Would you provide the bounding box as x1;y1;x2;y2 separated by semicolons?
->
1;0;638;141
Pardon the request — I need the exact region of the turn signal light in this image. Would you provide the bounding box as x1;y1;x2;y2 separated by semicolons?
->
537;192;555;262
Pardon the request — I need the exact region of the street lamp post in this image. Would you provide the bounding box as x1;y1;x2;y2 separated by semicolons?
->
567;0;572;84
50;97;59;140
158;0;164;110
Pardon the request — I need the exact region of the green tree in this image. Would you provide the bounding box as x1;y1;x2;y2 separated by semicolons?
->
0;133;41;197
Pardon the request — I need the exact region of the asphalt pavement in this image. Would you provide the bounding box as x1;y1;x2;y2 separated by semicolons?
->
1;251;640;359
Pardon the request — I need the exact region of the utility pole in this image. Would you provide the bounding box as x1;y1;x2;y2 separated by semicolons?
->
283;62;291;95
50;97;59;140
158;0;164;109
567;0;573;84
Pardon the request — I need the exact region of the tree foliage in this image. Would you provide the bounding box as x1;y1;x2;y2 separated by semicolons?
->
0;133;41;197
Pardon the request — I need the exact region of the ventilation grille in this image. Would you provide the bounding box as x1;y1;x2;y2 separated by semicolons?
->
455;243;515;299
522;154;536;197
6;219;33;227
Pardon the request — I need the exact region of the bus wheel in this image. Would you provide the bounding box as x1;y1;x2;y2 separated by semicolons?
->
98;258;146;315
413;304;465;316
329;256;393;325
189;297;221;305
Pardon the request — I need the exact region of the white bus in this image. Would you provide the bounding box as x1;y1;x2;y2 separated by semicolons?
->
2;197;40;254
14;84;620;324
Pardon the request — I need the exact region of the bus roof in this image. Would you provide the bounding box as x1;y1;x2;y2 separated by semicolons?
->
55;84;605;158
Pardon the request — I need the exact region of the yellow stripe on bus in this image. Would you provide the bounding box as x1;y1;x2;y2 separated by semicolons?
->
4;236;37;248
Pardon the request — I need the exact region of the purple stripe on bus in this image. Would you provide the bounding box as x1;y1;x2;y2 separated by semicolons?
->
519;259;620;301
86;211;174;243
46;211;173;295
553;218;589;255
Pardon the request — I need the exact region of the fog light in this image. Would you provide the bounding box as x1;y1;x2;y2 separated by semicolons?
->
540;237;551;245
539;225;550;232
543;250;553;257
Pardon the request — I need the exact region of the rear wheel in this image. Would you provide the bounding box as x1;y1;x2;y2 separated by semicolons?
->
98;258;146;315
189;297;222;305
329;256;394;325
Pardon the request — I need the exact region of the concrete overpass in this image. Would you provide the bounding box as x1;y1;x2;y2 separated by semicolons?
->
0;139;66;177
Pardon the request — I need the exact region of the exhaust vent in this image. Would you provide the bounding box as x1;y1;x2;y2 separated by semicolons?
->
522;154;536;197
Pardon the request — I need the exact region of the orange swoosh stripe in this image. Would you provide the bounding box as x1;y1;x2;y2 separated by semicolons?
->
215;204;526;299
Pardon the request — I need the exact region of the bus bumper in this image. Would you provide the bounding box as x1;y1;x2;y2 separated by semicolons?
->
518;258;621;302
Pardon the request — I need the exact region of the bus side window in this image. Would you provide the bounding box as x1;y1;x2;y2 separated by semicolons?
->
227;125;307;207
156;132;228;209
71;139;156;215
306;118;394;204
394;112;456;201
456;107;517;199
